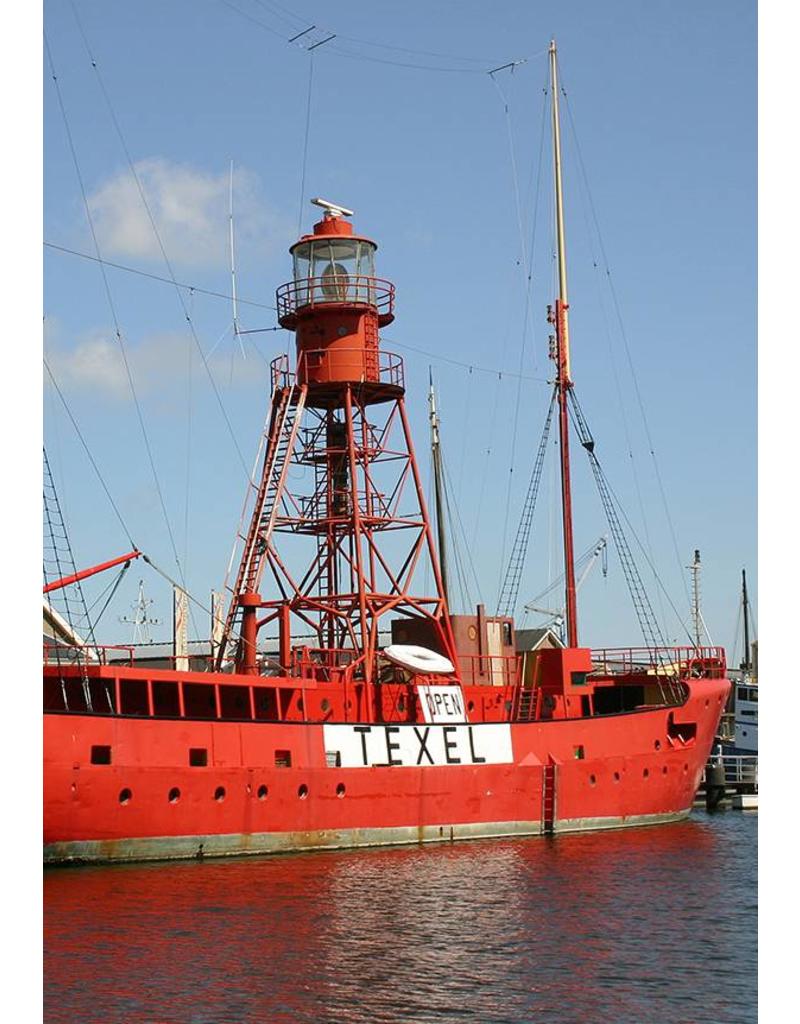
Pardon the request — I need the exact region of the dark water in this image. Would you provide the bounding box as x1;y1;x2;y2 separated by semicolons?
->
44;811;756;1024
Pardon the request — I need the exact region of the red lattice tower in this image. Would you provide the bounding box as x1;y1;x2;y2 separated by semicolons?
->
217;200;457;702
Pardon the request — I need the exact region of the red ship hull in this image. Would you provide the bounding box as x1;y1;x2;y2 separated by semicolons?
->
43;671;727;863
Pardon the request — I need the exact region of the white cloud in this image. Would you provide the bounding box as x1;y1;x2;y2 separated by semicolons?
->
86;158;285;270
45;325;269;403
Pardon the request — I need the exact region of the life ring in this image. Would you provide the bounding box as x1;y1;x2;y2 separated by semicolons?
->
383;644;455;676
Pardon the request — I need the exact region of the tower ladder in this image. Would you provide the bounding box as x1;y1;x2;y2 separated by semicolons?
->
218;383;307;664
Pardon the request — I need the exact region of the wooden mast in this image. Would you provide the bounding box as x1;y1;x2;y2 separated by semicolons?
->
548;39;579;648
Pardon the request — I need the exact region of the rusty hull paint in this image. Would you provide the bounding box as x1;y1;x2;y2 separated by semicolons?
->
43;810;691;865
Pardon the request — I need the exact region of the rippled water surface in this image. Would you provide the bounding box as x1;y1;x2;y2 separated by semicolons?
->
44;811;756;1023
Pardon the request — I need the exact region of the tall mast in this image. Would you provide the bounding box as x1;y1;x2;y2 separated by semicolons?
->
689;549;702;648
741;568;751;672
548;39;578;647
428;370;450;608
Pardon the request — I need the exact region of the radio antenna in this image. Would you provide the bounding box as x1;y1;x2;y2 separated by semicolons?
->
229;160;245;358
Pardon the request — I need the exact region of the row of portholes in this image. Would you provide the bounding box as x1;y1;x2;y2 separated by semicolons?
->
587;763;689;786
118;782;348;805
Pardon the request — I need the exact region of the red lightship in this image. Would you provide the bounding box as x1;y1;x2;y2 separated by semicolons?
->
43;42;729;863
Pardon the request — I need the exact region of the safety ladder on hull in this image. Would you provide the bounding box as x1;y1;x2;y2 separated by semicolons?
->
218;383;307;665
542;760;558;835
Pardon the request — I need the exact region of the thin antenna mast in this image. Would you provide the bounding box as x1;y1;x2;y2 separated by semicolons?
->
428;369;450;608
548;39;579;647
229;160;245;358
120;579;160;645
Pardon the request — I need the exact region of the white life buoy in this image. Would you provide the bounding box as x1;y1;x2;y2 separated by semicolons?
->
383;644;455;676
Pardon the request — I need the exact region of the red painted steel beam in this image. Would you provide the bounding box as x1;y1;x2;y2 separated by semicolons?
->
43;549;142;594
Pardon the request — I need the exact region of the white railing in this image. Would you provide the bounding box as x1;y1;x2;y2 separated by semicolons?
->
704;754;758;789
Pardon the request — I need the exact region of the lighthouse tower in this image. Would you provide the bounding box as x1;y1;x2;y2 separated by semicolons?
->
218;199;457;700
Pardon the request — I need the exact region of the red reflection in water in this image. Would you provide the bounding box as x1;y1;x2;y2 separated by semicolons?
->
44;815;754;1024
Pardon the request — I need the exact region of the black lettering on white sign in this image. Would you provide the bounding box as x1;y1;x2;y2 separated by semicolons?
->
323;723;513;768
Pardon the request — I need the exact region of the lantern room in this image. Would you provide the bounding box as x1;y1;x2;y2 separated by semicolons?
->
276;199;396;390
291;235;377;305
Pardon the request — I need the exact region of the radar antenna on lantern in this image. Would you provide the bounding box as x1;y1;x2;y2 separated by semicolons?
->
310;197;355;218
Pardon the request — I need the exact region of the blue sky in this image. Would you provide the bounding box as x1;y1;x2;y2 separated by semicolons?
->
43;0;756;655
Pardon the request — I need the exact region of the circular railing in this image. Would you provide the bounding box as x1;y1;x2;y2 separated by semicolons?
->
276;275;395;321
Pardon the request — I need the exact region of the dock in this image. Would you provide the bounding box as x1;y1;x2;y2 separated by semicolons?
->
696;754;758;811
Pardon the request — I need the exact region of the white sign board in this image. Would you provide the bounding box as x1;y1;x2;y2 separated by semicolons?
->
417;685;467;723
323;723;513;769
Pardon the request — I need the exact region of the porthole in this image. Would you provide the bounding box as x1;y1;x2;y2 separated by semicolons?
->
119;788;132;805
320;698;330;712
643;769;649;779
589;774;596;786
298;784;308;799
662;766;668;775
168;787;180;804
654;739;661;751
683;763;689;774
704;699;710;707
257;785;268;800
336;783;346;798
214;786;226;802
613;772;620;783
467;701;475;712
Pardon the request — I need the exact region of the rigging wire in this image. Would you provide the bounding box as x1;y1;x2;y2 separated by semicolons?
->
43;242;279;312
43;445;99;649
45;27;200;638
80;560;131;632
66;0;252;483
219;0;542;73
45;357;242;643
46;240;547;384
296;53;314;235
455;365;474;505
559;83;671;638
490;66;550;597
384;337;550;384
569;393;694;644
730;596;743;669
43;357;137;549
469;371;504;551
254;0;504;63
557;64;692;621
443;453;484;606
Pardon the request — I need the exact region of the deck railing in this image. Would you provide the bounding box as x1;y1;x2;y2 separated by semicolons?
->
590;646;727;678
